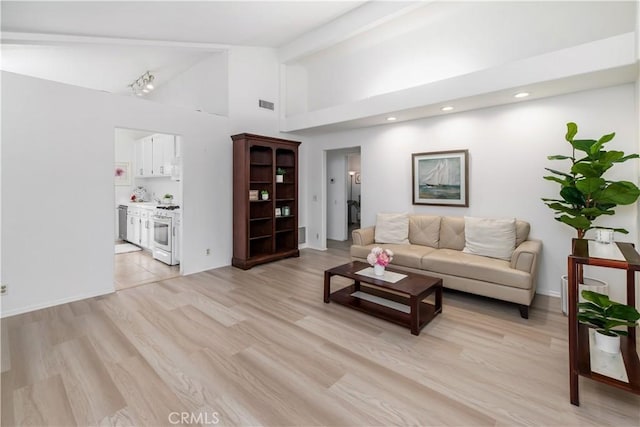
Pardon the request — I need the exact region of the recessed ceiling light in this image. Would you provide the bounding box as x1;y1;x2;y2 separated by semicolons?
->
386;116;397;121
145;74;155;90
441;106;454;111
514;92;530;98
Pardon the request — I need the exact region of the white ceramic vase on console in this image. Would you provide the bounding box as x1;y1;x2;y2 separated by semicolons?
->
374;264;385;276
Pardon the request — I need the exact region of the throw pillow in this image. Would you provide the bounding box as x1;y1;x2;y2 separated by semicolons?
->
409;215;441;248
463;217;516;260
375;213;409;244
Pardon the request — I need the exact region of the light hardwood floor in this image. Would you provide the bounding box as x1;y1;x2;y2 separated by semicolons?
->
2;247;639;426
115;249;180;290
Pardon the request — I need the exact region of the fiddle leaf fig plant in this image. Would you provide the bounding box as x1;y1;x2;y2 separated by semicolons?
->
542;122;640;238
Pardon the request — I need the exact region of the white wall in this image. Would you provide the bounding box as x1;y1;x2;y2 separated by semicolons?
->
1;72;233;316
325;148;361;241
114;129;136;228
347;152;361;209
228;47;281;135
284;64;307;116
225;46;310;235
138;178;181;205
147;52;228;116
301;84;638;300
326;150;348;240
287;1;635;113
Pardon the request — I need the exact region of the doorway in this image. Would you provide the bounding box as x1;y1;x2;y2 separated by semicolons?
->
114;127;183;290
326;147;361;250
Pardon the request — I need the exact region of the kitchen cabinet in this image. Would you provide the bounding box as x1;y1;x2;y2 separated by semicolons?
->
140;209;150;248
155;134;175;176
135;136;154;177
171;138;182;181
142;207;155;249
135;134;175;177
125;206;155;249
126;208;141;244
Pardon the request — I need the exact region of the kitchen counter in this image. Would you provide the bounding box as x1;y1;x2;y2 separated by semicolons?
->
118;202;181;214
121;202;158;208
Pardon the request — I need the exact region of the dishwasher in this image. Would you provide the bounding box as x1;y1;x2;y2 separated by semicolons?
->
118;205;128;240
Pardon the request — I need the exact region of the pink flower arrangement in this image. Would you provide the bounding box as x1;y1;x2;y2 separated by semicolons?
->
366;246;394;267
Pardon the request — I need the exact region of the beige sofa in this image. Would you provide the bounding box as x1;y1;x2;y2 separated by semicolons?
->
351;215;542;318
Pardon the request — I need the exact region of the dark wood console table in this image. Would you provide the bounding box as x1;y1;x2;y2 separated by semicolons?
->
567;239;640;406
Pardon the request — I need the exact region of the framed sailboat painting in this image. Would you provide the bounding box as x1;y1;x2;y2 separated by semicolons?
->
412;149;469;206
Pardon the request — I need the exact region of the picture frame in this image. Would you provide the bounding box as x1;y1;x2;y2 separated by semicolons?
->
355;172;361;184
114;162;131;186
412;149;469;207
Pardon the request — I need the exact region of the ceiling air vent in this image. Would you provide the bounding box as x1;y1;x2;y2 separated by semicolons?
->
258;99;275;110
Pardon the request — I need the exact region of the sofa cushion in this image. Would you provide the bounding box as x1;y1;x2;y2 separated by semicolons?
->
351;244;436;270
421;249;531;290
515;220;530;247
409;215;441;248
439;217;465;250
375;213;409;244
463;217;516;260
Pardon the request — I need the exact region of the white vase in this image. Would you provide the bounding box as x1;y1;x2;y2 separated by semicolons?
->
594;330;620;354
276;175;284;183
374;264;385;276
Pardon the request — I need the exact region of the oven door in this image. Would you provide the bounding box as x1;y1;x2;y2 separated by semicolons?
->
153;216;172;252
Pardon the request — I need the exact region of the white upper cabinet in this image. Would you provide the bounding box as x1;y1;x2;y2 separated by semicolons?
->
154;133;175;176
134;134;175;177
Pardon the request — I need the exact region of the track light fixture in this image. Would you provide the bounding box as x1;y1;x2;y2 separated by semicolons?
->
129;71;155;96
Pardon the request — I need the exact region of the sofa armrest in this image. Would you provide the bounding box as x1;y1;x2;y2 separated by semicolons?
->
352;227;375;246
510;239;542;273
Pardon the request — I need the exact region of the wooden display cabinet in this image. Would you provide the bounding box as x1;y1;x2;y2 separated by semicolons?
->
567;238;640;405
232;133;301;269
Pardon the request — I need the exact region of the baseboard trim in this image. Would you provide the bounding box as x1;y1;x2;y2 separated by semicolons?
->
1;287;115;318
536;289;561;298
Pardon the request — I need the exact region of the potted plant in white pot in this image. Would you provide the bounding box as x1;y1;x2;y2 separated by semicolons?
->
578;290;640;353
276;168;286;183
543;122;640;314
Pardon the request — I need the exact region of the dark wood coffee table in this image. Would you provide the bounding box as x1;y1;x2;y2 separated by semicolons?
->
324;261;443;335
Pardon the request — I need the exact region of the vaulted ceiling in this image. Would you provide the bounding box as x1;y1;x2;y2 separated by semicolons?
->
0;1;368;94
